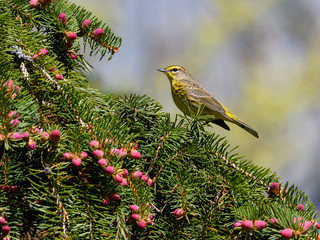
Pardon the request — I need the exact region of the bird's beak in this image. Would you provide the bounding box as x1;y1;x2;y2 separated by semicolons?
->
157;68;167;73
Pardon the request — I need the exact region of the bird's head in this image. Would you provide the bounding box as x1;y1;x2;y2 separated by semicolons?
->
157;65;191;82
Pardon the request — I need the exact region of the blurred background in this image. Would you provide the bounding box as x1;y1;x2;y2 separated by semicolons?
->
71;0;320;210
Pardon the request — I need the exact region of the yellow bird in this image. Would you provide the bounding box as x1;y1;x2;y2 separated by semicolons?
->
157;65;259;138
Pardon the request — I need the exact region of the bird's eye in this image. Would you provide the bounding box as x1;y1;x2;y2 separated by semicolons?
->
172;68;178;72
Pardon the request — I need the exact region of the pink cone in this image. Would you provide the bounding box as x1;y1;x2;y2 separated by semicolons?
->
97;158;107;167
233;221;242;228
93;150;104;159
49;130;61;143
33;48;47;60
131;214;140;221
130;142;138;149
280;228;294;239
21;132;29;141
62;152;72;160
8;111;19;119
121;169;129;177
242;220;253;231
297;204;305;211
89;140;99;149
130;149;141;159
119;178;127;186
132;171;143;178
302;221;313;233
81;19;91;29
111;193;120;201
34;128;42;133
27;138;36;150
138;220;146;228
146;218;153;225
1;185;9;192
57;13;67;25
92;28;104;38
3;79;14;92
254;220;267;230
2;225;10;234
65;31;77;42
173;208;185;218
54;74;63;80
147;178;153;186
269;218;279;225
110;148;120;156
11;186;19;193
30;0;39;7
72;157;81;167
10;132;22;140
102;197;110;205
79;151;88;159
0;134;5;142
69;53;77;59
115;174;123;183
119;148;127;158
269;182;279;194
10;119;20;127
141;175;148;182
130;205;139;213
40;132;49;142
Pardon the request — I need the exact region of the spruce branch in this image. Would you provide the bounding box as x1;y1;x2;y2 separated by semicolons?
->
11;45;89;128
215;151;269;189
147;133;171;176
152;151;185;183
45;163;69;237
1;1;319;239
193;129;270;189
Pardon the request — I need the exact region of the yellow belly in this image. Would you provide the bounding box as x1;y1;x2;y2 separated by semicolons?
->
171;82;191;115
171;83;200;116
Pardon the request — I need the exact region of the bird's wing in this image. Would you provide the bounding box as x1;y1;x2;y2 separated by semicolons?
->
185;82;226;116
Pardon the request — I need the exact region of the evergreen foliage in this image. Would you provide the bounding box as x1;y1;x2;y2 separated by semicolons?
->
0;0;318;239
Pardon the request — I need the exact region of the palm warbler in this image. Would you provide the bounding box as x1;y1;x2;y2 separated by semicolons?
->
157;65;259;138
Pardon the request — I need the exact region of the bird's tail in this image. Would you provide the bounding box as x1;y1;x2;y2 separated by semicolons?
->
223;109;259;138
232;118;259;138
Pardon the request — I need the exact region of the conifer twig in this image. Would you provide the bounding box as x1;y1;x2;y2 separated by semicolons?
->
12;45;87;128
152;151;185;183
44;164;69;236
214;152;268;189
